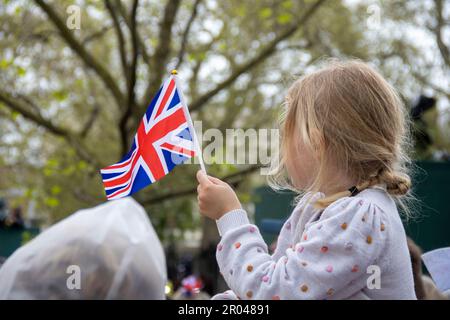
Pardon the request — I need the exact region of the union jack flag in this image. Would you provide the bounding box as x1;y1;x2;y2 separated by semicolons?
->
100;75;197;200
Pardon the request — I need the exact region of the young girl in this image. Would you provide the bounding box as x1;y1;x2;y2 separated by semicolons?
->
196;59;416;300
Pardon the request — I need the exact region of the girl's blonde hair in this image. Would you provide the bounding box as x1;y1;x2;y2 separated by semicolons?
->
269;59;413;212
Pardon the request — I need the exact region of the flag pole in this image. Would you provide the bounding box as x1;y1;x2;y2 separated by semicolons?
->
171;70;207;174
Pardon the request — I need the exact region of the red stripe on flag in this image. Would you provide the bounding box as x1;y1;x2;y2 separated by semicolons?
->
160;142;195;157
103;153;141;188
154;79;175;120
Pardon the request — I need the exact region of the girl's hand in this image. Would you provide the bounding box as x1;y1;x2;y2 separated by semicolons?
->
196;170;242;220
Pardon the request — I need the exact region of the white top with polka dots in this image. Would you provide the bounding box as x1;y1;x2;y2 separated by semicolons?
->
213;186;416;300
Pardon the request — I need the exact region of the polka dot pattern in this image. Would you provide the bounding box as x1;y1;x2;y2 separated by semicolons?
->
215;195;386;300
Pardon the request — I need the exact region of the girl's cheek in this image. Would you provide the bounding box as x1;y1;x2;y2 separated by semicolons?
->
286;149;317;189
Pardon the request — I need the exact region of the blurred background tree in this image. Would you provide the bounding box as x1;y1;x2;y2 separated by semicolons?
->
0;0;449;288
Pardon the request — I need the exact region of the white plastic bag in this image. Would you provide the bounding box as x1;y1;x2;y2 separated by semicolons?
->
0;198;166;299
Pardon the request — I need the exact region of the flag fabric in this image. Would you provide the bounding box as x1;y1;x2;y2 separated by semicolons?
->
100;74;197;200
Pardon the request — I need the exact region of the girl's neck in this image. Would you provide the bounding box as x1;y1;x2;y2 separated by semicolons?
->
320;173;358;196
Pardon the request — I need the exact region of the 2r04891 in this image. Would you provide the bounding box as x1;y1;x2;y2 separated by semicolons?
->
222;304;269;315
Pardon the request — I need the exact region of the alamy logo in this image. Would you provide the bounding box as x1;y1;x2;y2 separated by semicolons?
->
66;265;81;290
367;3;382;30
66;5;81;30
366;265;381;289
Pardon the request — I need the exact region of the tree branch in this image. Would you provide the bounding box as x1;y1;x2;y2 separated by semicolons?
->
34;0;125;107
104;0;129;82
141;0;181;110
433;0;450;67
175;0;202;69
115;0;151;65
142;164;262;205
82;24;113;45
0;89;100;167
411;69;450;100
80;103;100;138
119;0;140;155
188;0;326;112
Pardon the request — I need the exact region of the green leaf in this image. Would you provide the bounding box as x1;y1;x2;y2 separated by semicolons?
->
52;90;68;102
282;0;293;9
43;168;53;176
277;13;293;25
62;166;75;176
236;4;246;17
77;160;87;170
17;66;26;77
11;111;19;120
51;185;62;195
45;197;60;208
0;59;11;69
46;158;59;168
259;8;272;19
24;188;34;199
21;231;33;245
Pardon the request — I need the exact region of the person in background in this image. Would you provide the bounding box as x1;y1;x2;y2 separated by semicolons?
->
408;238;449;300
9;207;25;229
0;199;7;228
172;275;211;300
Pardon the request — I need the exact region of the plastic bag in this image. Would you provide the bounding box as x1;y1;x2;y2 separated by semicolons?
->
0;198;166;299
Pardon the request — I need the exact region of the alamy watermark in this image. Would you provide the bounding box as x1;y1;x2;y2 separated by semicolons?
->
367;265;381;290
66;5;81;30
367;3;382;30
170;121;280;175
66;264;81;290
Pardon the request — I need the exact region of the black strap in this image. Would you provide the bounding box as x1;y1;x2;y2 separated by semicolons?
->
348;186;359;196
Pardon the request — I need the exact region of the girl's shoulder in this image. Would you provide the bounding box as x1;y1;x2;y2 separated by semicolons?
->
323;185;396;218
295;187;399;234
300;187;393;258
312;186;403;242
